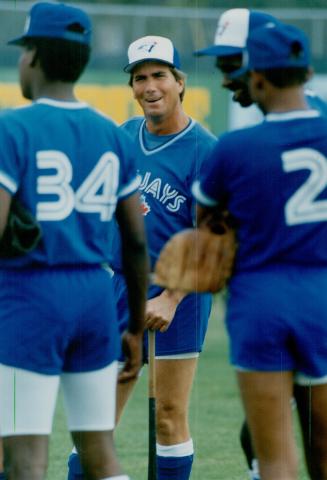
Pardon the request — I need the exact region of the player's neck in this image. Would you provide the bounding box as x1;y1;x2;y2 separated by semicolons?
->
145;109;190;136
264;86;309;114
32;82;77;102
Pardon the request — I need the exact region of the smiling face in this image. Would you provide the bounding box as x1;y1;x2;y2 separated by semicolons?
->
131;62;185;123
216;54;253;107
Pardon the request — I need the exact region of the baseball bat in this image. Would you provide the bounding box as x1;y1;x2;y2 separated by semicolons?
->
148;329;157;480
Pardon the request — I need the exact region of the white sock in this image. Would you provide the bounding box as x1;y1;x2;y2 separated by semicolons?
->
248;458;260;480
157;438;194;457
101;476;130;480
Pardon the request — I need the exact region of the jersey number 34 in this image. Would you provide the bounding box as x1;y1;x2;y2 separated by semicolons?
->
36;150;119;222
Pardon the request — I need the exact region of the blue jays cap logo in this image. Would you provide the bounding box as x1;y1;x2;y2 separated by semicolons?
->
217;20;230;38
138;41;158;54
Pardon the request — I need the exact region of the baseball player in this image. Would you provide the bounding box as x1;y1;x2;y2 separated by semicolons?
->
67;35;216;480
195;8;327;117
0;3;149;480
193;22;327;480
195;9;327;480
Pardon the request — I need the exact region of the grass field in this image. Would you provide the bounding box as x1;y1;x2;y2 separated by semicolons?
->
47;292;308;480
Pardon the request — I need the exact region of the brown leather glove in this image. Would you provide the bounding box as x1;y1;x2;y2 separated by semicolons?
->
153;226;236;293
0;199;42;258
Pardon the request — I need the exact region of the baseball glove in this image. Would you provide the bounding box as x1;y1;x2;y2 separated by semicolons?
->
0;198;42;258
153;225;237;294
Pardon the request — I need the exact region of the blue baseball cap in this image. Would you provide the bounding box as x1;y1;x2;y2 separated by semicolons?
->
124;35;181;73
230;22;310;78
194;9;279;57
8;2;92;46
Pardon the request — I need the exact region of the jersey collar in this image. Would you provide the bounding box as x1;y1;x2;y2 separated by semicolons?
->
139;118;196;156
35;98;89;109
266;110;321;122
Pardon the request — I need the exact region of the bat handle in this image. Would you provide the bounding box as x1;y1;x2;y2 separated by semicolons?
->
148;329;157;480
148;329;156;397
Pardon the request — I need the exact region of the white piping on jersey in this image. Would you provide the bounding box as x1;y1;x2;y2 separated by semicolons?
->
304;88;317;97
0;170;17;194
119;174;141;199
138;118;196;156
191;180;217;207
266;109;320;122
36;98;89;109
12;104;33;112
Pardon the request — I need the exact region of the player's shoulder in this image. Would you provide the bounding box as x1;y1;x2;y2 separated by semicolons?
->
191;120;217;142
78;103;118;130
0;104;35;134
205;123;269;168
4;100;118;131
120;116;144;134
83;106;135;144
216;122;265;151
152;119;214;162
0;104;32;120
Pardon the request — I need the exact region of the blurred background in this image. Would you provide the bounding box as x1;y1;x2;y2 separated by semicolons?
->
0;0;326;133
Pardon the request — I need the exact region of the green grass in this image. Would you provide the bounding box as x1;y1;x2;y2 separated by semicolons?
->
47;293;308;479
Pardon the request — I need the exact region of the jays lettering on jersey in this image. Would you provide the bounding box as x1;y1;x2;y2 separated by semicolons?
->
110;116;216;272
0;99;140;267
193;110;327;272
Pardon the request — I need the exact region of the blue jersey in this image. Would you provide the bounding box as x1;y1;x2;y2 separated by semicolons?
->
110;117;215;356
0;99;140;267
110;117;216;272
193;110;327;272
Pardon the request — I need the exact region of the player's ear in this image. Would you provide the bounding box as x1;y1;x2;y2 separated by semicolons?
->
130;76;138;99
251;71;265;91
176;77;185;94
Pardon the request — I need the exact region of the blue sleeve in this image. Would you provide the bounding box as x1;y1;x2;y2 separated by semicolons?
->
0;115;21;194
115;128;140;200
192;136;228;207
188;127;217;221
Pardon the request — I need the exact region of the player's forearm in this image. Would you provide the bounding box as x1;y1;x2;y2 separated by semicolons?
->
0;189;11;240
116;193;150;335
121;242;149;334
162;288;186;305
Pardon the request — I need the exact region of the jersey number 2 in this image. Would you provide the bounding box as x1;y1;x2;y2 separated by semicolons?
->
282;148;327;225
36;150;119;221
